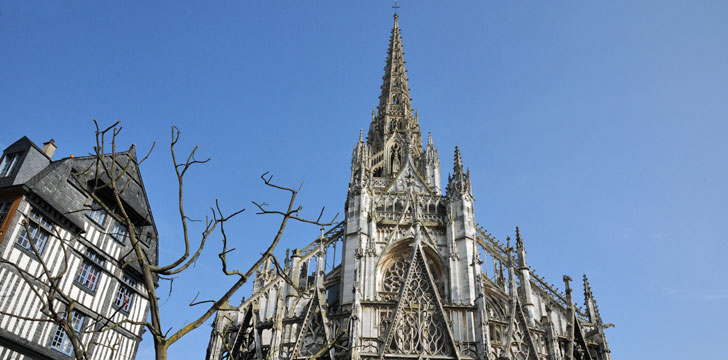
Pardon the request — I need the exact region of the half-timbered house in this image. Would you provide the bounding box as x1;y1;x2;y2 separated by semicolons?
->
0;137;158;359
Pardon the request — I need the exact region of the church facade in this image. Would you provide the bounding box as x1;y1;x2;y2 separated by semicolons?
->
206;15;612;360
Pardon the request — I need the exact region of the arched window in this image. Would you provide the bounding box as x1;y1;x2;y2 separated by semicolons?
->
378;241;447;300
382;257;408;293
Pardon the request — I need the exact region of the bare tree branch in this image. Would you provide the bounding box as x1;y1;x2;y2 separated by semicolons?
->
2;121;337;360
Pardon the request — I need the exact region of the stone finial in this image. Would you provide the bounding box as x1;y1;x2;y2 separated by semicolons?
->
563;275;573;302
583;273;604;324
453;146;463;174
447;146;472;196
583;274;592;298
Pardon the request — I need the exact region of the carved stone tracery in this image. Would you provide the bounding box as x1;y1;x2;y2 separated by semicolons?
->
298;306;327;358
379;241;447;301
289;291;332;360
206;13;614;360
379;244;458;359
382;257;408;294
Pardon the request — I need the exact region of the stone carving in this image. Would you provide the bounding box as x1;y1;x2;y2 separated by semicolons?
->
205;12;613;360
508;309;533;360
379;244;457;358
290;292;332;360
299;307;327;358
382;257;407;294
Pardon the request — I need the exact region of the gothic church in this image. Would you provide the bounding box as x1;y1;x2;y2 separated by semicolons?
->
206;14;612;360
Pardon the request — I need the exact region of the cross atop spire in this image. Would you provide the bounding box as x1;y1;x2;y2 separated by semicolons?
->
393;0;400;15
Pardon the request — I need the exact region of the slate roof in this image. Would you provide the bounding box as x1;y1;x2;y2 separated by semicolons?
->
1;137;159;270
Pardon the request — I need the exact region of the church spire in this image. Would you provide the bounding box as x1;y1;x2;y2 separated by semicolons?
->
377;13;412;118
365;13;424;178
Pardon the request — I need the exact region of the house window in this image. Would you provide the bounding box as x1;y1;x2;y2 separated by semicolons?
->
110;220;128;243
50;310;85;355
87;200;108;226
0;200;11;225
15;209;53;254
75;249;105;292
141;231;154;247
0;153;20;177
114;273;137;313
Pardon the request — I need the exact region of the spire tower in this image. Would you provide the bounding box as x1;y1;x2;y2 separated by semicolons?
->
377;14;412;118
205;13;613;360
367;14;423;176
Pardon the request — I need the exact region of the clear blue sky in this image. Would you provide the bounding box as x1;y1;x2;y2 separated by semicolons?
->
1;1;727;358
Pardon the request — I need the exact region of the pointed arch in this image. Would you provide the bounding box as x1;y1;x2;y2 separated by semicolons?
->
377;242;459;359
377;239;447;299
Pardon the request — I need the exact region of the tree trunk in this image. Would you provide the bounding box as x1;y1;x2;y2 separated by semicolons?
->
155;339;167;360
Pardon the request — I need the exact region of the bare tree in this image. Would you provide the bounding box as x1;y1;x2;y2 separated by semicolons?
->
0;120;337;360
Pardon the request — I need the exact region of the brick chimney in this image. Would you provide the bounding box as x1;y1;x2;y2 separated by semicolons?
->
42;139;57;159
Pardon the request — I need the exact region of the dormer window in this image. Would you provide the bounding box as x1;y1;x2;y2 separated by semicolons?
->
0;153;20;177
87;200;108;226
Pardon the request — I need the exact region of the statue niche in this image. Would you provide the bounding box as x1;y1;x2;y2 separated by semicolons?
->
390;143;401;174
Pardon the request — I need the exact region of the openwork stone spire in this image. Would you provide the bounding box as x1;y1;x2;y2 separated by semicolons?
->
367;14;424;176
205;11;614;360
377;14;412;118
